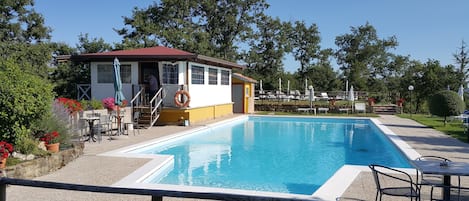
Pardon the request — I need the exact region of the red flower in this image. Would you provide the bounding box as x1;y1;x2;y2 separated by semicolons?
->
0;141;14;158
397;98;405;104
368;97;376;102
57;97;83;114
40;131;60;145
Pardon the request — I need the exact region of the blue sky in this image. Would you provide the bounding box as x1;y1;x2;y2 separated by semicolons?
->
35;0;469;72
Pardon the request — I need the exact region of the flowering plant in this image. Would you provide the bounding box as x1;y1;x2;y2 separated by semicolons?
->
397;98;405;104
40;131;60;145
102;97;116;110
0;141;13;158
368;97;376;102
120;99;128;107
57;97;83;114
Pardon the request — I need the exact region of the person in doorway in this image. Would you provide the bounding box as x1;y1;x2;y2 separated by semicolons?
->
147;74;159;106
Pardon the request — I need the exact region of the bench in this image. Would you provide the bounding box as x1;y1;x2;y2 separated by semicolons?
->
297;108;316;115
317;108;329;114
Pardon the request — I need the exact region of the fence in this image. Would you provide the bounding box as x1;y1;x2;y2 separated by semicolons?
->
0;177;313;201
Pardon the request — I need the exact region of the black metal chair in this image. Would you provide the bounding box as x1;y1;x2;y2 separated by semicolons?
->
415;156;461;201
369;164;420;201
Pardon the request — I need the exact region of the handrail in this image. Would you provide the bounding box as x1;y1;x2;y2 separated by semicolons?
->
0;177;313;201
149;88;164;127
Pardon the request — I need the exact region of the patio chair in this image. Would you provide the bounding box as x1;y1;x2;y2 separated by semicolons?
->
319;92;329;100
369;164;420;201
96;114;113;136
124;111;141;136
415;156;461;201
355;103;366;113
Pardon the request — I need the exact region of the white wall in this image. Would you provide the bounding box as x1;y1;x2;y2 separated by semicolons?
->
186;62;232;108
90;60;233;108
90;61;139;103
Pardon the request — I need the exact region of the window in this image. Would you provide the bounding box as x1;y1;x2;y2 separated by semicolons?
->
162;63;179;84
208;68;218;85
191;65;205;84
221;70;230;85
97;64;131;83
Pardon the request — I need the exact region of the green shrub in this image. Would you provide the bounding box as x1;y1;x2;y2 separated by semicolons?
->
0;60;55;144
79;99;104;110
31;100;71;145
428;90;465;125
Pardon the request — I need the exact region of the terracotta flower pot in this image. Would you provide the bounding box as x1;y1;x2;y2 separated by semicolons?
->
0;157;6;169
46;143;60;153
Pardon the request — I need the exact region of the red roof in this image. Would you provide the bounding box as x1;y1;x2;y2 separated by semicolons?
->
71;46;245;69
81;46;195;57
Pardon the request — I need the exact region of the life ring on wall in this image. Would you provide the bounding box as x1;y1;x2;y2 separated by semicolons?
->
174;90;191;108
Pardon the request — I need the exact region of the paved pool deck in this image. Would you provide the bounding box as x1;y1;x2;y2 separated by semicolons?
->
5;115;469;201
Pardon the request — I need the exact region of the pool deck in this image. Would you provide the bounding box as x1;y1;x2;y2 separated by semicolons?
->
5;115;469;201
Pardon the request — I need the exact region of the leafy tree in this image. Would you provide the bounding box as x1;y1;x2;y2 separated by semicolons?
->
0;60;54;144
50;34;108;98
0;0;51;43
289;20;321;91
116;0;268;61
76;33;112;54
453;40;469;84
428;90;464;126
242;16;290;90
0;42;53;78
335;23;398;92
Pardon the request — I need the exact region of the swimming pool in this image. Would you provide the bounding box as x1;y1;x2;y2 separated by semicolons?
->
127;116;412;195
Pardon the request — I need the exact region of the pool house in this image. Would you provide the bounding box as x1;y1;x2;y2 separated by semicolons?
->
70;46;247;126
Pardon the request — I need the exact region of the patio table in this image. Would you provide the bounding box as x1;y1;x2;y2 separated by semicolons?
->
412;160;469;201
80;115;100;142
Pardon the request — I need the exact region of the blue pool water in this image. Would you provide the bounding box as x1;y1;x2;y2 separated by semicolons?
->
131;116;411;195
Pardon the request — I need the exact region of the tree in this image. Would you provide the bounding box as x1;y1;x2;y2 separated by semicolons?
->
335;23;398;91
77;33;112;54
428;90;464;126
453;40;469;84
289;20;321;91
242;16;290;90
0;59;54;144
116;0;268;61
50;34;109;98
0;0;51;43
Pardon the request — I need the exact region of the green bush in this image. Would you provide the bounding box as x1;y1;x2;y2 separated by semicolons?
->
31;100;72;145
428;90;465;125
0;60;55;144
79;99;104;110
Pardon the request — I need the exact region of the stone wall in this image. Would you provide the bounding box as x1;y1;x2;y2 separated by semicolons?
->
4;142;84;179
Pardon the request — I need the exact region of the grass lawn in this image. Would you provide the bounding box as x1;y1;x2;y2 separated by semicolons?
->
397;113;468;143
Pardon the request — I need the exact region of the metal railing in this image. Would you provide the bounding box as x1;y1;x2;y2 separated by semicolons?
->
0;177;311;201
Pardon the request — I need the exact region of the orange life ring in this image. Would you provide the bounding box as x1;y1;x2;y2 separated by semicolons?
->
174;90;191;107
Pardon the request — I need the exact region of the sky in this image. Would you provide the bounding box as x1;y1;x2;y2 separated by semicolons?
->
34;0;469;72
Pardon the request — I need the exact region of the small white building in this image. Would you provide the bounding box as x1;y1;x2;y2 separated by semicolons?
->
71;46;245;125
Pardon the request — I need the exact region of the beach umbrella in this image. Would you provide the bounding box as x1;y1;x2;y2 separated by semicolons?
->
113;57;126;135
259;80;263;92
305;79;308;96
349;85;354;112
459;85;464;101
279;78;282;93
311;86;315;101
113;57;126;106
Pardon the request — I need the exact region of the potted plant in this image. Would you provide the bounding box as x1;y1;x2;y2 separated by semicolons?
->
0;141;13;168
40;131;60;153
102;97;116;112
397;98;405;107
368;97;376;106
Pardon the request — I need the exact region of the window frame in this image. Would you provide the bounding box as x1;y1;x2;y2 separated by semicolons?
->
191;65;205;85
